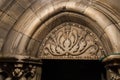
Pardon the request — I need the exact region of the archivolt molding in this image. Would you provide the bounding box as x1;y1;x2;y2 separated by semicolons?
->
0;1;120;79
2;0;120;58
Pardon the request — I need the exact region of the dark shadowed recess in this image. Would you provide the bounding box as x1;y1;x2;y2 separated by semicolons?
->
41;60;106;80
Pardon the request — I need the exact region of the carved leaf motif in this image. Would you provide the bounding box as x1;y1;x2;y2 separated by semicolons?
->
64;39;71;49
57;31;64;44
56;46;64;54
79;39;87;51
40;22;105;59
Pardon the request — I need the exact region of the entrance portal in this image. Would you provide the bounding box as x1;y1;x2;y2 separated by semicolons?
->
41;60;106;80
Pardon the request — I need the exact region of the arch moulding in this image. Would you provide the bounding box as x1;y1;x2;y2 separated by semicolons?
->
0;0;120;80
2;0;120;59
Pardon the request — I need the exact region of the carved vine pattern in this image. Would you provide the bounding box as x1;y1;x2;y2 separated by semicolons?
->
40;22;105;59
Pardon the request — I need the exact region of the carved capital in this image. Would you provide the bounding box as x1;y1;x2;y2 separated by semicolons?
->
102;54;120;80
0;56;42;80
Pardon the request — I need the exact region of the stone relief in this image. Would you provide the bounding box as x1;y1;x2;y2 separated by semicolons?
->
40;22;105;59
108;69;120;80
0;63;41;80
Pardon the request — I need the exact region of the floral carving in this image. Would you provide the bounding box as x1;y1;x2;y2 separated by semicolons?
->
40;22;105;59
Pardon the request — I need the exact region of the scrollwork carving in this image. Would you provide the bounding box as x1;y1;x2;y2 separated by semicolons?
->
40;22;105;59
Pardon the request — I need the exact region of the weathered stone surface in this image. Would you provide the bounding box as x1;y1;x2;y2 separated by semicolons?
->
6;2;25;20
0;0;119;80
105;24;120;52
0;0;14;11
0;13;16;27
13;8;40;37
16;0;33;9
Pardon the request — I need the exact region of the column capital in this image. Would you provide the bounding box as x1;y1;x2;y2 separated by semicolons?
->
0;55;42;80
102;54;120;80
102;54;120;68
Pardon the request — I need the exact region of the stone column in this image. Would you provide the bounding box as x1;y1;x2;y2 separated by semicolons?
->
102;55;120;80
0;56;42;80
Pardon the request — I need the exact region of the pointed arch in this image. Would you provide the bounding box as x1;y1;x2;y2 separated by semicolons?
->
2;0;120;59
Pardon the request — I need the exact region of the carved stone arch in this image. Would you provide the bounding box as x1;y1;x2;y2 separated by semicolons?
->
33;12;109;60
0;0;120;80
2;0;120;58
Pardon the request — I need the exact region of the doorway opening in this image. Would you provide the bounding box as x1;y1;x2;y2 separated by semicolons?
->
41;60;106;80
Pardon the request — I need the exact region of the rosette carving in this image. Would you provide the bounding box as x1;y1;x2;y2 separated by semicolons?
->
39;23;105;59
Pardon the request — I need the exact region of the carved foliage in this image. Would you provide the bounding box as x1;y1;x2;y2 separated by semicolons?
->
0;63;41;80
108;69;120;80
39;22;105;59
